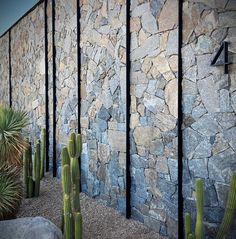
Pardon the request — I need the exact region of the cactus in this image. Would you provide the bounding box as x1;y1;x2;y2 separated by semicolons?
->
185;213;192;239
216;172;236;239
195;179;204;239
62;147;70;166
61;133;83;239
23;138;30;197
64;194;73;239
34;140;41;197
40;128;46;179
27;142;34;198
188;234;194;239
75;212;82;239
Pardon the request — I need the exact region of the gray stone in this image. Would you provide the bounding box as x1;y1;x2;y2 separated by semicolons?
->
192;104;207;119
215;113;236;130
224;127;236;151
0;217;62;239
134;84;147;98
107;130;126;152
209;148;236;183
189;158;209;179
183;95;196;114
192;114;220;136
198;76;220;113
150;139;164;156
132;3;150;17
220;89;232;112
131;34;159;61
143;93;164;114
193;139;212;158
231;91;236;113
166;28;178;56
219;11;236;27
182;44;195;70
154;112;177;132
183;127;203;159
195;35;214;54
168;158;178;182
97;106;110;121
141;11;158;34
215;182;229;208
197;54;212;79
97;118;107;132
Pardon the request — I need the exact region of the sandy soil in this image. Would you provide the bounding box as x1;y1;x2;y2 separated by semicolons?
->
17;173;162;239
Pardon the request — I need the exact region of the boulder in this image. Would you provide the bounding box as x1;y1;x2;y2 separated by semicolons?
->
0;217;62;239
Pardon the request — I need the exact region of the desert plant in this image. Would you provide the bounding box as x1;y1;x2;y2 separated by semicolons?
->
0;106;28;166
34;140;41;197
61;133;82;239
0;163;23;220
216;172;236;239
40;128;46;179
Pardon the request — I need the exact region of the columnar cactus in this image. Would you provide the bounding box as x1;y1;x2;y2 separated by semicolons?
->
40;128;46;179
195;179;204;239
184;213;192;239
61;133;82;239
216;172;236;239
34;140;41;197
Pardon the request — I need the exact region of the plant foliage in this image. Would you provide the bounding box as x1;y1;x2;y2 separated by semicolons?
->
0;106;29;166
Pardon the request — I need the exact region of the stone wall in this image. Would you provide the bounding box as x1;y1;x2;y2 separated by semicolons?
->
0;0;236;238
129;0;178;237
182;1;236;238
10;3;45;141
80;0;127;214
0;32;9;106
55;0;78;173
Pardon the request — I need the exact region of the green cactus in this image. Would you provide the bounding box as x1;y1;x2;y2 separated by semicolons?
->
195;179;204;239
216;172;236;239
188;234;194;239
62;165;71;195
185;212;192;239
64;194;73;239
23;138;30;197
61;133;83;239
75;212;82;239
62;147;70;166
34;140;41;197
27;142;34;198
40;128;46;179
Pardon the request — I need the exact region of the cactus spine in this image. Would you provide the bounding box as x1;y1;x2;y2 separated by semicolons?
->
62;133;82;239
216;172;236;239
185;213;192;239
195;179;204;239
40;128;46;179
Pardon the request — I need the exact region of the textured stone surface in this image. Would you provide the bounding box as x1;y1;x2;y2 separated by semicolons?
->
0;217;62;239
0;33;9;105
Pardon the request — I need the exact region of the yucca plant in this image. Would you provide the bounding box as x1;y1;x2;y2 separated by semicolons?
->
0;106;29;166
0;163;23;220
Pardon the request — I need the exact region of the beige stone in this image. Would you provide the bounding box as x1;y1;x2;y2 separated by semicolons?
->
133;126;153;146
130;17;141;32
141;57;152;74
168;55;178;72
158;0;178;32
151;53;170;77
130;113;139;129
165;79;178;118
98;143;110;164
154;112;176;132
138;29;150;46
80;117;89;128
108;130;126;152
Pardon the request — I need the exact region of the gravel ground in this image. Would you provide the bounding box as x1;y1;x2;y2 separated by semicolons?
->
17;173;162;239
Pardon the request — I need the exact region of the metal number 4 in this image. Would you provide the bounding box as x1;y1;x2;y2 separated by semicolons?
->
211;41;230;74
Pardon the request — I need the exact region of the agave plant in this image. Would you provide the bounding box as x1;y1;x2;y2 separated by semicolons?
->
0;106;29;166
0;163;23;220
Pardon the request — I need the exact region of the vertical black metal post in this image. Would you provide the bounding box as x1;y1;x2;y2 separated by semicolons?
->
52;0;57;177
224;41;229;74
126;0;131;219
44;0;50;172
77;0;82;192
178;0;184;238
9;31;12;107
77;0;81;134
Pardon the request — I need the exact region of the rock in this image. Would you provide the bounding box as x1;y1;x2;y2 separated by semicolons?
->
132;3;150;17
131;34;159;61
143;93;164;114
195;35;214;54
219;89;232;112
219;11;236;27
193;140;212;158
150;139;164;156
0;217;62;239
165;79;178;118
191;114;220;136
212;133;229;155
158;0;178;32
141;12;158;34
97;106;110;121
166;28;178;56
107;130;126;152
189;158;209;179
133;126;153;146
224;127;236;151
154;112;177;132
151;53;170;76
197;76;220;113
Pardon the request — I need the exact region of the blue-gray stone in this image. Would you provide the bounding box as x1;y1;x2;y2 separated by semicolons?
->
150;139;164;156
168;158;178;182
188;158;208;179
97;118;107;132
224;127;236;151
97;106;111;121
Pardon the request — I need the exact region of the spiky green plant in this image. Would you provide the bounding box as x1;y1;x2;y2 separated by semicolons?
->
40;128;46;179
0;163;23;220
0;106;28;166
185;213;192;239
